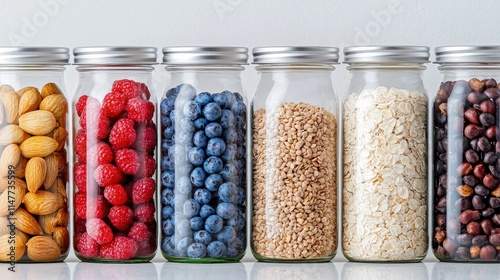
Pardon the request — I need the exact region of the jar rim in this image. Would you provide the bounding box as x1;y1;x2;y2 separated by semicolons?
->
252;46;339;64
73;46;158;65
0;46;70;65
344;45;430;64
162;46;248;65
435;45;500;63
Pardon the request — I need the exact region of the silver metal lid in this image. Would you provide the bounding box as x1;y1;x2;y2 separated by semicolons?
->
344;46;430;63
435;45;500;63
0;47;70;65
162;47;248;65
73;46;157;65
252;46;339;64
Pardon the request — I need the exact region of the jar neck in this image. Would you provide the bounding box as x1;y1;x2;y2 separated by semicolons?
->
438;64;500;81
0;65;66;91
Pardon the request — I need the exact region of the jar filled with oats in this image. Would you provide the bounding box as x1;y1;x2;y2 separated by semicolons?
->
0;47;70;262
251;47;339;262
342;46;429;262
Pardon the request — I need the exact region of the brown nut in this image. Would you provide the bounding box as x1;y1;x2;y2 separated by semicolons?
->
456;184;473;197
484;87;500;99
466;222;481;235
39;93;67;120
470;78;486;92
464;124;484;139
52;226;69;252
464;108;480;124
457;162;473;176
460;209;481;224
480;245;496;261
438;103;448;115
26;235;61;261
435;230;446;243
486;126;496;139
443;238;458;254
483;174;498;189
0;235;25;261
470;245;481;259
481;219;493;235
18;87;42;115
491;186;500;197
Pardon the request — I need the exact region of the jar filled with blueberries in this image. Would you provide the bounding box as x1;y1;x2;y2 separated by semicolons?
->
433;46;500;262
160;47;248;262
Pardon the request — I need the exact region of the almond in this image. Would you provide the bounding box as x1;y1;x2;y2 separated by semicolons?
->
0;217;9;235
0;101;4;126
25;157;46;193
39;211;57;235
20;136;58;158
19;110;56;135
16;230;29;244
55;206;68;226
50;127;68;151
24;190;61;215
0;124;29;145
39;94;67;120
41;83;63;99
0;181;26;216
0;144;21;177
26;235;61;261
0;234;25;261
52;150;67;172
0;84;15;93
0;91;20;124
14;157;27;179
43;154;58;189
48;178;67;203
0;178;26;194
12;208;43;235
52;226;69;252
18;87;42;115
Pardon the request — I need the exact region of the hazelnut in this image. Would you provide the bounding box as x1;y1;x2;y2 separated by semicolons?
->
456;184;473;197
470;245;481;259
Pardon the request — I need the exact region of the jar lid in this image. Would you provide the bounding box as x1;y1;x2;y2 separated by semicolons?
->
435;45;500;63
252;46;339;64
344;46;430;63
162;47;248;65
73;46;157;65
0;47;70;65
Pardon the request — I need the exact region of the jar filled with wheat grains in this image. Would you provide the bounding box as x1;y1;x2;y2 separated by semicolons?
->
342;46;429;262
0;47;71;263
251;46;339;262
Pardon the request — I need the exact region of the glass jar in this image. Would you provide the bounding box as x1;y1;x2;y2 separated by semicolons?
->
159;47;248;262
0;47;70;263
433;46;500;262
72;47;158;262
251;47;339;262
342;46;429;262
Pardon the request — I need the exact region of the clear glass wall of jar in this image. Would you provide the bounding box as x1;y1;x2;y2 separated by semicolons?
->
251;47;339;262
433;46;500;262
0;47;70;262
72;47;158;262
342;46;429;262
159;47;248;262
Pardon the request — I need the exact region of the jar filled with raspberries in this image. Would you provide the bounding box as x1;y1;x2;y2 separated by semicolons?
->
160;47;248;262
72;47;158;262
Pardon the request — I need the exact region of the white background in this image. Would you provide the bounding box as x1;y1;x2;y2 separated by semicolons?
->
1;0;500;278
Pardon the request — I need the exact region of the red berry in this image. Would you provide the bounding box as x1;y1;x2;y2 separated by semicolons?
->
75;217;87;233
111;79;141;99
108;205;134;230
102;91;128;118
87;142;113;166
76;232;100;258
103;184;128;206
79;97;110;139
76;95;89;117
86;218;114;245
134;201;155;223
109;118;136;149
139;83;151;101
87;195;110;219
74;191;87;219
126;97;155;122
137;153;156;178
75;129;87;163
128;222;150;243
132;178;156;204
74;162;87;192
115;149;140;175
133;124;156;153
100;236;138;260
94;163;124;186
136;235;156;257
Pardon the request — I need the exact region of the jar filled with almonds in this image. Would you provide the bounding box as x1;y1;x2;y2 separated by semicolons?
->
0;47;70;263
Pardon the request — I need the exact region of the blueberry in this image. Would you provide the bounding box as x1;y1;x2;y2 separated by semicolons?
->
216;202;237;219
235;115;245;129
179;163;194;176
160;98;171;116
178;131;193;145
207;241;227;258
237;187;245;205
226;247;239;258
161;116;172;128
222;129;238;144
221;144;237;161
205;215;224;233
203;156;223;174
176;236;193;257
194;188;211;205
190;217;204;231
221;90;237;107
161;156;174;171
205;122;223;138
237;129;245;144
218;182;238;203
193;131;208;148
231;102;246;116
167;144;179;162
194;118;209;130
200;205;216;219
177;219;191;237
183;101;202;120
162;206;174;220
194;230;212;245
206;138;226;157
161;188;175;206
220;110;235;129
180;118;196;133
236;146;245;159
162;218;175;236
233;92;244;103
190;167;207;187
163;126;175;139
177;84;196;101
216;226;236;244
176;176;192;195
169;110;176;125
203;102;222;121
164;94;177;111
162;236;176;255
205;174;223;192
161;171;175;188
183;199;201;218
194;92;213;106
187;243;207;258
220;164;238;182
227;237;243;257
188;147;206;166
213;92;231;109
227;215;245;231
161;139;173;153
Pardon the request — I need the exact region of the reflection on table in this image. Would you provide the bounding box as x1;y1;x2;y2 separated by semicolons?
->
74;262;157;280
432;262;500;280
161;262;247;280
0;262;70;280
342;262;428;280
251;262;338;280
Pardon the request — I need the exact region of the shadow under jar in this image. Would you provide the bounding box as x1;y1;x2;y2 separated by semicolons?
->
433;46;500;262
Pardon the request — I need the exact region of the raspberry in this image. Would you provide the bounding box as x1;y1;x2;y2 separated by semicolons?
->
126;97;155;122
108;205;134;230
139;83;151;101
115;149;140;175
100;236;138;260
75;129;87;163
136;235;156;257
123;183;134;204
76;95;89;117
75;217;87;233
102;91;128;118
109;118;136;149
94;163;124;186
87;142;113;166
137;153;156;178
134;201;155;223
132;178;156;204
74;162;87;192
79;97;110;139
133;124;156;153
85;195;110;219
111;79;141;99
128;222;150;243
76;232;100;258
103;184;128;206
74;191;87;219
86;218;114;245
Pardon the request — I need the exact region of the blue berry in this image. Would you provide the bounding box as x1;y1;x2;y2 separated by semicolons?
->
194;230;212;245
162;236;176;255
222;129;238;144
162;218;175;236
205;174;223;192
218;182;238;203
190;167;206;187
183;199;201;218
169;110;176;125
203;156;223;174
227;215;245;231
176;236;193;257
231;102;246;116
176;176;192;195
205;122;223;138
161;116;172;128
187;243;207;258
221;91;237;107
200;205;216;219
188;147;206;166
233;92;244;103
161;188;175;206
237;129;245;144
206;138;226;157
237;187;245;205
178;131;193;145
235;115;245;129
163;94;177;111
216;226;236;244
161;171;175;188
177;84;196;100
180;118;196;133
194;92;213;106
220;109;235;129
162;206;174;220
203;102;222;121
213;92;233;109
227;238;243;257
161;139;173;153
160;98;171;116
163;126;175;139
222;144;237;161
236;146;245;159
220;164;238;182
216;202;237;219
179;163;194;176
205;215;223;233
190;217;204;231
193;131;208;148
194;118;209;130
194;189;211;205
167;144;178;162
161;156;174;171
177;219;191;237
183;101;202;120
207;241;227;258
